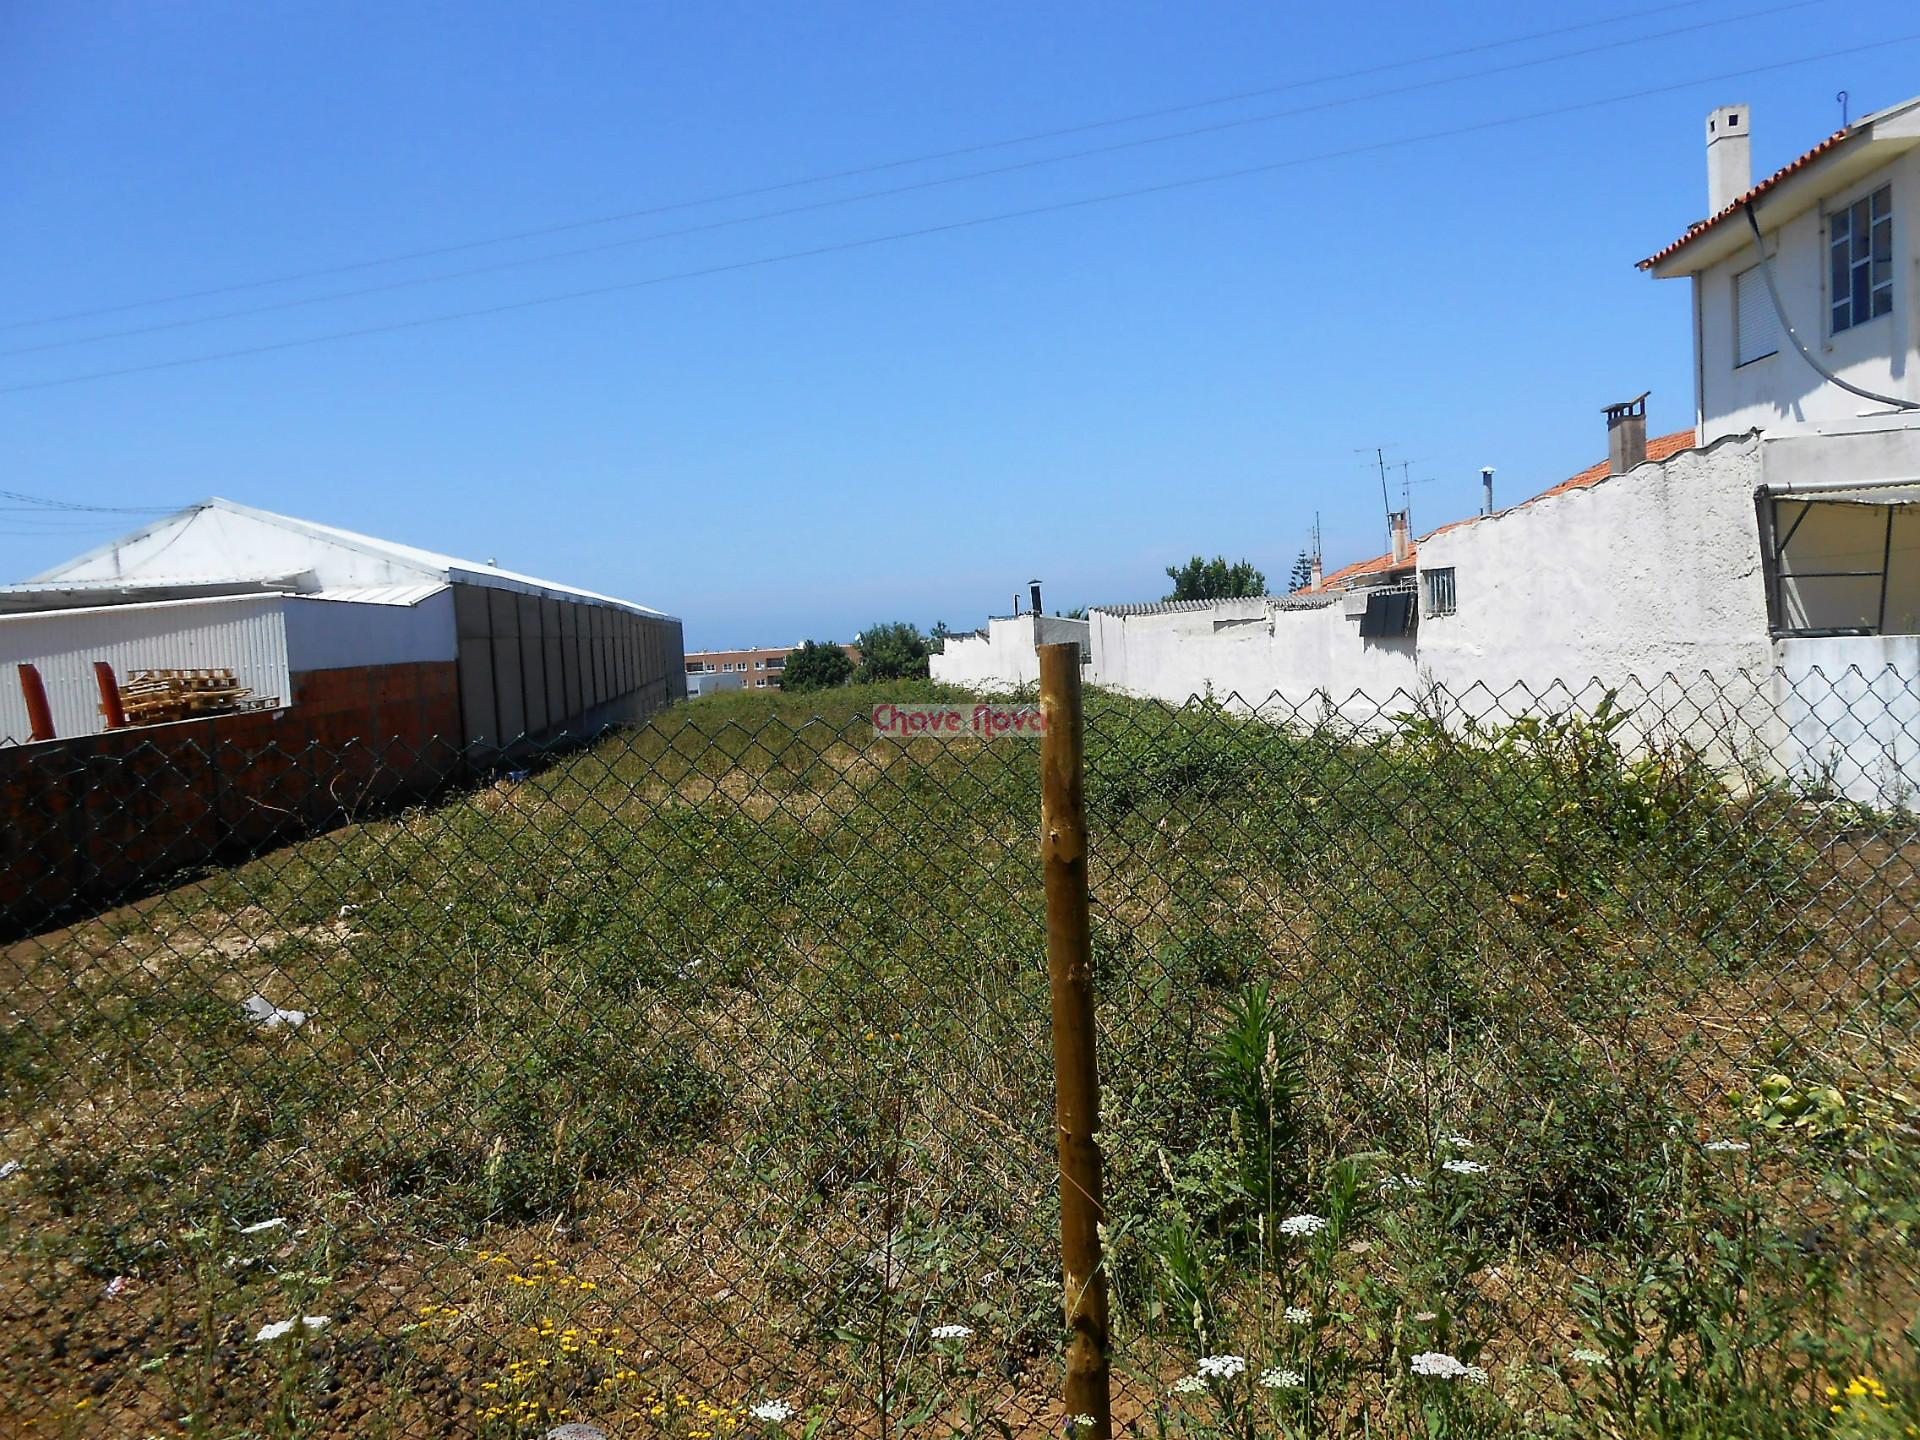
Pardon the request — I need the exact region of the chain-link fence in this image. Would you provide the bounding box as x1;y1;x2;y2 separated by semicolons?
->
2;669;1917;1439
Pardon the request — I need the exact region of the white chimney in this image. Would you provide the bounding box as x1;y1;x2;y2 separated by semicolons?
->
1309;554;1323;589
1706;104;1752;213
1389;510;1411;566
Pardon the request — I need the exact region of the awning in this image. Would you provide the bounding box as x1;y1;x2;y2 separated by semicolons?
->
1760;480;1920;506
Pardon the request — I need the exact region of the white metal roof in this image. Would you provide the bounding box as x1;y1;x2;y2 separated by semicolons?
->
299;582;452;606
21;497;678;620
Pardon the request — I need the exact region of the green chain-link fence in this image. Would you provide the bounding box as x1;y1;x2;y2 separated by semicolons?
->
3;668;1916;1439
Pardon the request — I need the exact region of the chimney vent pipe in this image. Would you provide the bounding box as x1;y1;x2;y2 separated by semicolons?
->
1389;510;1411;566
1605;392;1650;475
1029;579;1043;615
1481;467;1495;517
1706;103;1752;213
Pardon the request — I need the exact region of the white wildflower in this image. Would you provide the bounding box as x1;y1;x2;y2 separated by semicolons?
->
1196;1354;1246;1380
1378;1173;1424;1192
1277;1214;1326;1237
1283;1306;1312;1324
749;1400;795;1423
1170;1375;1207;1394
1258;1367;1304;1390
1410;1351;1487;1384
930;1323;973;1341
1067;1416;1098;1430
1441;1159;1488;1175
1702;1139;1750;1152
1570;1348;1609;1366
0;1160;20;1180
1443;1133;1474;1149
239;1217;287;1235
253;1315;330;1342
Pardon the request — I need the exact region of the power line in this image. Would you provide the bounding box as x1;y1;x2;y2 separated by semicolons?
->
5;0;1732;331
4;32;1908;398
0;490;180;513
0;0;1821;361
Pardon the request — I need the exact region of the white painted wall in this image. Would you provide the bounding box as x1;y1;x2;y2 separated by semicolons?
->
0;595;291;744
1695;148;1920;442
282;589;456;671
1415;431;1772;690
944;422;1920;799
1091;432;1776;728
1090;598;1423;724
0;589;462;743
930;614;1088;691
1773;634;1920;805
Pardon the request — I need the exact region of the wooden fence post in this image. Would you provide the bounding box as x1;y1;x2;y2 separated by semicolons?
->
1038;641;1111;1438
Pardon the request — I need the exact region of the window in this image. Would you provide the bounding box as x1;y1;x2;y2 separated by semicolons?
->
764;657;785;671
1423;567;1456;617
755;659;766;669
1735;265;1778;366
1830;185;1893;335
755;679;767;688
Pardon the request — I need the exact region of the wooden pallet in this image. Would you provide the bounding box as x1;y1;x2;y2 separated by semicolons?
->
116;668;267;726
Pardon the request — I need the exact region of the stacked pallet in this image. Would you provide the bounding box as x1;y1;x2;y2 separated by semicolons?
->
117;668;275;726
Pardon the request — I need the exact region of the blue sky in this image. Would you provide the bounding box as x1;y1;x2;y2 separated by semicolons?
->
1;0;1910;648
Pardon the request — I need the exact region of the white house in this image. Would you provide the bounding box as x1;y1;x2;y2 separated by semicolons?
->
1641;96;1920;441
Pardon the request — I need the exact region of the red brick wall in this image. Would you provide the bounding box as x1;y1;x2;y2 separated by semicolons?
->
0;661;463;936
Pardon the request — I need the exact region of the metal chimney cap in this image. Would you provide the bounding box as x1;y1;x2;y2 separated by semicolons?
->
1603;391;1651;421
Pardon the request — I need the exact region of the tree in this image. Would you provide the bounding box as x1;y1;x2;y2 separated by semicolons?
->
929;620;953;655
1288;549;1315;593
854;621;931;682
1164;555;1267;602
781;639;854;692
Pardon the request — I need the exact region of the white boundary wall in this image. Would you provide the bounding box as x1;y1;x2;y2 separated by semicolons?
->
952;420;1920;803
1093;432;1775;717
931;614;1088;691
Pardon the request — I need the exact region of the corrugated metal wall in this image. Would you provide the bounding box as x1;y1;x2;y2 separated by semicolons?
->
0;596;291;745
451;582;683;750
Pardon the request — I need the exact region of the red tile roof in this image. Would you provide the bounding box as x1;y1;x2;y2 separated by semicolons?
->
1637;128;1853;270
1533;428;1699;499
1304;429;1697;594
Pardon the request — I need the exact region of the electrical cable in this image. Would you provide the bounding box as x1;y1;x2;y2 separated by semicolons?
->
1744;201;1920;411
0;0;1769;334
0;0;1823;360
0;490;181;513
4;32;1910;398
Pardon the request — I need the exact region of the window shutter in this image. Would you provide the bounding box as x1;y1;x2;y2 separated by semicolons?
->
1736;265;1779;366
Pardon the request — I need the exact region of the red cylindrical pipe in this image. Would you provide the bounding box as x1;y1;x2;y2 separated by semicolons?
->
18;663;56;742
94;661;128;729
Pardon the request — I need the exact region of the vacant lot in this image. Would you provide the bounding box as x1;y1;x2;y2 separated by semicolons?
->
3;680;1916;1439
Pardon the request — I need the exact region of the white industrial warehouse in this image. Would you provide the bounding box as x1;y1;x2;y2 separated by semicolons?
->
0;497;686;747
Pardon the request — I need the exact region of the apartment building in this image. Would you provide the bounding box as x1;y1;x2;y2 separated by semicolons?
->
684;644;800;691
